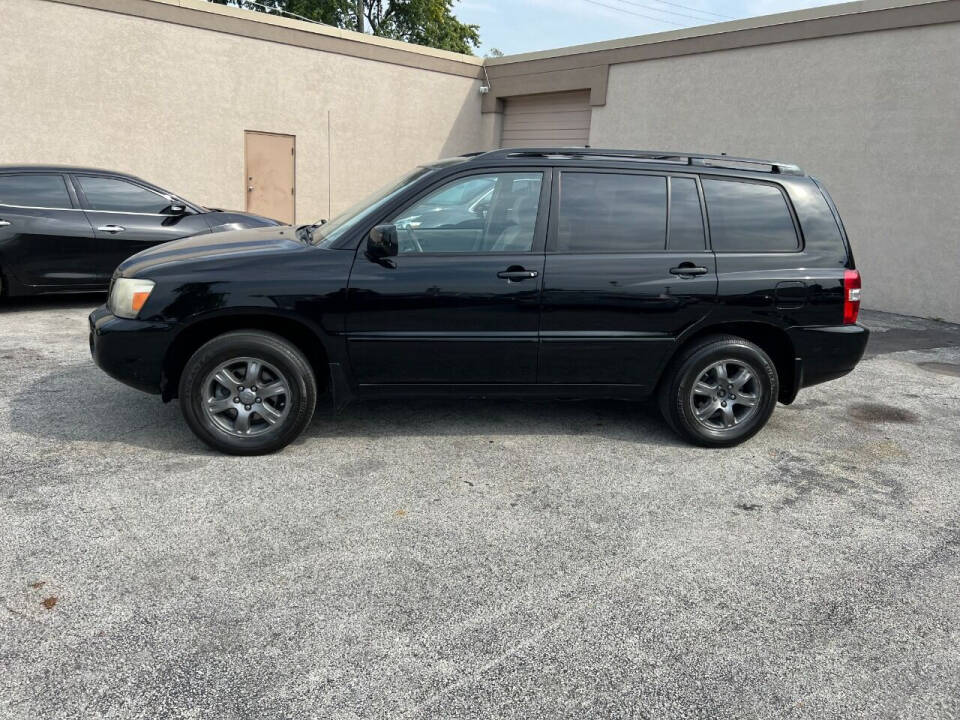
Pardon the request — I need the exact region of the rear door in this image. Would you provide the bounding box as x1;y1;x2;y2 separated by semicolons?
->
345;169;549;385
0;172;99;289
72;174;211;282
540;170;717;386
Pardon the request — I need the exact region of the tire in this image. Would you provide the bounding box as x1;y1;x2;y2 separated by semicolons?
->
179;330;317;455
658;334;778;448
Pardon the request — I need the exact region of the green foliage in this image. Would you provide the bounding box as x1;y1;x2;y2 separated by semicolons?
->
207;0;480;54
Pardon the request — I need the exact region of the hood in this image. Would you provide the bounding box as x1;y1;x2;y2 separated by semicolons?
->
118;225;302;277
205;208;281;225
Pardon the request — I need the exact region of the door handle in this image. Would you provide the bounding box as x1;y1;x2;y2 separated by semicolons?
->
97;225;126;234
497;268;539;281
0;220;10;227
669;264;708;277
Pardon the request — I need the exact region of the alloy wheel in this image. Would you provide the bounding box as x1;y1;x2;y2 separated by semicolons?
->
201;356;290;437
688;359;762;431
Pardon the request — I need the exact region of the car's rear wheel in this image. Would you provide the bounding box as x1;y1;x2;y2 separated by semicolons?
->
179;331;317;455
659;334;778;447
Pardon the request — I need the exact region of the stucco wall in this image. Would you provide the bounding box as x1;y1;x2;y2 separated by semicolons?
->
590;22;960;322
3;0;959;321
0;0;484;223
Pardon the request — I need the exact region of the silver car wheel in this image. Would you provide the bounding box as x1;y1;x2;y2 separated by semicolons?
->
201;356;290;437
688;359;762;431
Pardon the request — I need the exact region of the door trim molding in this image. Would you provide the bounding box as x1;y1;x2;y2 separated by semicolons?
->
347;332;539;341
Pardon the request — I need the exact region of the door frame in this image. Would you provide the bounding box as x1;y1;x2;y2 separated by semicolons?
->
343;167;554;386
539;166;719;386
243;130;296;222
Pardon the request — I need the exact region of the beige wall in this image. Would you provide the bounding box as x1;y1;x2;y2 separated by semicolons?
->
590;23;960;322
0;0;484;223
2;0;959;322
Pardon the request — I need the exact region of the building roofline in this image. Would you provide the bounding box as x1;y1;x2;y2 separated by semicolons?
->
489;0;952;66
481;0;960;112
43;0;960;86
45;0;484;78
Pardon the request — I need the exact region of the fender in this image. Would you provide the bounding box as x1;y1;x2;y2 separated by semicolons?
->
655;314;798;402
158;305;349;401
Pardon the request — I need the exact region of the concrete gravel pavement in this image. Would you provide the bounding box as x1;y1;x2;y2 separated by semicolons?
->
1;298;959;719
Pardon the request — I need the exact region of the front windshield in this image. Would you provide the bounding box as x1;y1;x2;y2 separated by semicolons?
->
310;167;436;247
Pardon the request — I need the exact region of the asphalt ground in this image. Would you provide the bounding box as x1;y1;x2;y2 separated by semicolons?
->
2;297;959;719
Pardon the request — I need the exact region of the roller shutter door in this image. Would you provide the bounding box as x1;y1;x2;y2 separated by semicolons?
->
500;90;591;148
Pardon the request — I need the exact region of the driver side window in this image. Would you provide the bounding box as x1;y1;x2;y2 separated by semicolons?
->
391;172;542;254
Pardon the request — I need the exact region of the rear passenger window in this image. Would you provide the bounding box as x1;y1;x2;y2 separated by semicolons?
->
668;177;705;251
0;174;71;208
702;178;799;252
557;172;666;252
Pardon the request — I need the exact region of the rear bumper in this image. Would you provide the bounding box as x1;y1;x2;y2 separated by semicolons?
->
89;305;173;395
787;323;870;398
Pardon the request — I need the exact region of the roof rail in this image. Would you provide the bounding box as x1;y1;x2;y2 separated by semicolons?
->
473;147;804;176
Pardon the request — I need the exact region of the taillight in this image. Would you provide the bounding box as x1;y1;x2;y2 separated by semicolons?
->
843;269;861;324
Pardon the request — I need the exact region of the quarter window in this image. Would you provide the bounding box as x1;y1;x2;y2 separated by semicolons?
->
77;176;172;214
0;174;71;208
391;172;542;254
556;173;666;252
702;178;799;252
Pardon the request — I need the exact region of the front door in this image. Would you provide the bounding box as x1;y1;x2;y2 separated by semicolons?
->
245;131;295;224
72;174;212;284
346;170;549;385
540;171;718;386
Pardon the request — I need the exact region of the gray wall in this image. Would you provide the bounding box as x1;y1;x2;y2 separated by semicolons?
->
590;23;960;322
0;0;484;224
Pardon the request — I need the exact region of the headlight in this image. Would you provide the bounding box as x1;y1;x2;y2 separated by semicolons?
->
109;278;155;319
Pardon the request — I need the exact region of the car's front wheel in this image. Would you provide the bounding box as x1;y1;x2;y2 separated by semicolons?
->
659;334;778;447
179;330;317;455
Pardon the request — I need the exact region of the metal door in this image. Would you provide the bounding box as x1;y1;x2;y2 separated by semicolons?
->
245;131;295;224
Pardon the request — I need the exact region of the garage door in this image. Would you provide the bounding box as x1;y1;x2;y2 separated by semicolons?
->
500;90;591;148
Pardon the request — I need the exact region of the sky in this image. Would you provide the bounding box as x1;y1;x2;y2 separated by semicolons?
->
454;0;841;56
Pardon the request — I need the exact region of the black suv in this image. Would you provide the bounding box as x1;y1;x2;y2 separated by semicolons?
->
0;165;278;296
90;148;868;454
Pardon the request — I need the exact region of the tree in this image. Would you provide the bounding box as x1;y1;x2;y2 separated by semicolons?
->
207;0;480;54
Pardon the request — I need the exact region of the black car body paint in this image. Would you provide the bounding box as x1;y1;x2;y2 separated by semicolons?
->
89;149;868;446
0;165;279;295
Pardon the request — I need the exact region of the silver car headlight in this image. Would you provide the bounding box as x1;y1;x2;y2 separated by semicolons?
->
109;278;156;319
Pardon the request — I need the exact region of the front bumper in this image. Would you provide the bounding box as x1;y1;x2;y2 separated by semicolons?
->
89;305;173;395
788;323;870;395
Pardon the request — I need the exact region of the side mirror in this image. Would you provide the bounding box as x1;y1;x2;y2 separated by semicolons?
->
367;224;398;260
164;198;188;215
